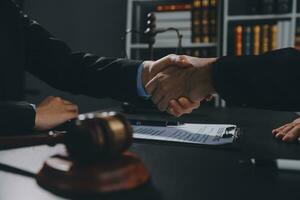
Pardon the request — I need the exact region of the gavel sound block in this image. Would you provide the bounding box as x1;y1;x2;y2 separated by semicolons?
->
0;112;150;196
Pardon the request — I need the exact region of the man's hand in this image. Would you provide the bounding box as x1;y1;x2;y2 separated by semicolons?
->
34;96;79;131
168;97;201;117
272;118;300;142
145;55;217;112
142;55;201;116
142;54;190;87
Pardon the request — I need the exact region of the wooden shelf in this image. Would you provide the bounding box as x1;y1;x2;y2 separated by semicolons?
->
227;13;293;21
130;43;217;49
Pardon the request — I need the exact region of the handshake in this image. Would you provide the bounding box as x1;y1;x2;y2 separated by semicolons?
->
142;54;218;117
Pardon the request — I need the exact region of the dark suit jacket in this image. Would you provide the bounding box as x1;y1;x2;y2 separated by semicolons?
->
212;48;300;111
0;0;142;134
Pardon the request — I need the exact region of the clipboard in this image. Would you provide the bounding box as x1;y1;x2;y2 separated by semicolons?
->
133;123;241;146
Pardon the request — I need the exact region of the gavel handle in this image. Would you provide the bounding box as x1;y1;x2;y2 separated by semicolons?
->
0;131;65;150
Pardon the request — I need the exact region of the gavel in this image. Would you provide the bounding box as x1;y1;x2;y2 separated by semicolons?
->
0;112;150;196
0;112;132;161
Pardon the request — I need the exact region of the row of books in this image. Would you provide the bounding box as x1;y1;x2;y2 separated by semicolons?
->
232;21;291;56
183;47;217;57
152;0;218;45
192;0;218;43
229;0;292;15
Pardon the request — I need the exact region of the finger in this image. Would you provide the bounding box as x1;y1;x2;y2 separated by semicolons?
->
178;97;192;110
63;111;78;120
53;96;62;101
281;124;296;134
169;100;184;117
157;91;176;111
178;97;200;110
272;123;291;135
158;94;174;112
151;88;164;106
65;105;79;113
167;107;176;116
275;132;287;139
175;55;194;68
282;125;300;142
151;55;187;75
293;118;300;123
145;77;159;95
151;55;177;75
63;100;74;105
167;106;182;118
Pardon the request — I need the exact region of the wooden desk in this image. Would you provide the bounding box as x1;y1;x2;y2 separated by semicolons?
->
0;107;300;200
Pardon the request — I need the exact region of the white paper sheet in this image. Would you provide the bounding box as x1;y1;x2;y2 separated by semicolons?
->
133;123;237;145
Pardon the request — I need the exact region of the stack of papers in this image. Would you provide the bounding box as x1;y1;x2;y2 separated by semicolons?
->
133;123;238;145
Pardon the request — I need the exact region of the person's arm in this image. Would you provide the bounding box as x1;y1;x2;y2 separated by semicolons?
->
0;102;36;135
0;96;79;135
212;48;300;111
19;11;142;102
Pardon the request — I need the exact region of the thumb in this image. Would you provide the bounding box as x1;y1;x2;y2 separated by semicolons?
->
151;54;193;76
174;55;194;68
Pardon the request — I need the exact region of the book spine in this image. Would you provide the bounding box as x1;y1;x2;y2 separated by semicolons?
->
209;0;218;43
262;24;270;53
253;25;261;55
235;25;243;56
192;0;202;43
201;0;210;43
192;0;218;44
277;21;283;49
271;24;278;50
243;26;252;55
282;21;291;48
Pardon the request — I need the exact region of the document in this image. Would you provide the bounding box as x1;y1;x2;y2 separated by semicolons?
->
133;123;238;145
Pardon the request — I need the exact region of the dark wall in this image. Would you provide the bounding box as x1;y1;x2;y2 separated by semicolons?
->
23;0;128;112
24;0;127;57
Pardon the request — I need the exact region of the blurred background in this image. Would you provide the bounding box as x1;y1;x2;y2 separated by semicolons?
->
18;0;298;112
21;0;128;113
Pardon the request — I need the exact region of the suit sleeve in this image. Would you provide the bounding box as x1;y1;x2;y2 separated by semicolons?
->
0;102;36;135
212;48;300;111
20;11;142;102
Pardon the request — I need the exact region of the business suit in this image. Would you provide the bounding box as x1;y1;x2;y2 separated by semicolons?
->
212;48;300;111
0;0;142;133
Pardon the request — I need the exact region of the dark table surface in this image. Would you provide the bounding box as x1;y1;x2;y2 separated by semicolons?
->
0;107;300;200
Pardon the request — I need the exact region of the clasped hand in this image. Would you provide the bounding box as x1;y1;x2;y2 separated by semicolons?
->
142;54;217;117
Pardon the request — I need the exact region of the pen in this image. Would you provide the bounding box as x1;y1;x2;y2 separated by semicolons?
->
251;158;300;171
129;119;183;127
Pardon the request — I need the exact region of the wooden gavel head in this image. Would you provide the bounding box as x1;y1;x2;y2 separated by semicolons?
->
36;112;150;195
0;112;150;195
64;112;133;161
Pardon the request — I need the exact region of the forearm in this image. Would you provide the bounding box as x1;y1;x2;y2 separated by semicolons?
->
212;48;300;111
0;102;36;135
21;9;142;102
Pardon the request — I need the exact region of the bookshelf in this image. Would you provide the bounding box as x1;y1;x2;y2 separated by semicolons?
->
126;0;220;59
126;0;299;107
221;0;298;56
126;0;222;107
